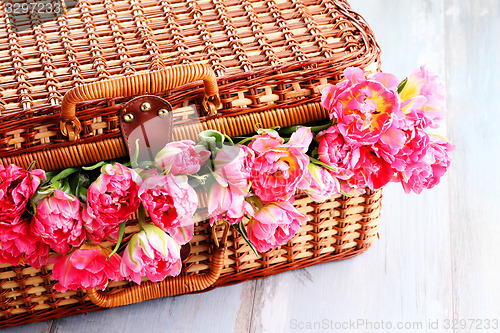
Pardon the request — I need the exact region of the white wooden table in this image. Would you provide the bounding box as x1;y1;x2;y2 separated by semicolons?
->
5;0;500;332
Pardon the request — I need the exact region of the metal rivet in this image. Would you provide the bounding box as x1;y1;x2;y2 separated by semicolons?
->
123;113;134;123
140;102;152;112
157;108;169;118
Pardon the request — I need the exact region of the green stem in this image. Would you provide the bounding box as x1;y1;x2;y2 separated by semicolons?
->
130;139;140;167
27;159;38;172
309;157;338;173
246;195;264;212
257;126;280;135
137;203;147;230
247;180;252;193
137;160;156;170
235;136;254;146
237;219;259;257
82;161;106;171
108;221;126;259
224;134;234;145
339;189;353;197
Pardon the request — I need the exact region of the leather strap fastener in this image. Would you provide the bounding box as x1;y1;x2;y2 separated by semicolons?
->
59;64;221;141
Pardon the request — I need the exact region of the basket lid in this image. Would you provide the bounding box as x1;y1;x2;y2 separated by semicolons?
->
0;0;380;168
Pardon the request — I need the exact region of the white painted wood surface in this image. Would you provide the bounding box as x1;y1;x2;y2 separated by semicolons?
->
4;1;499;332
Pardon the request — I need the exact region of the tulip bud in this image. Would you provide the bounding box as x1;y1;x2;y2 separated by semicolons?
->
121;223;182;284
298;163;340;203
155;140;210;175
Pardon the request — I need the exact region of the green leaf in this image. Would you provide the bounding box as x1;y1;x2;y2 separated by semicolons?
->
278;122;332;136
50;180;61;190
82;161;106;171
68;170;80;193
77;187;88;203
51;167;80;183
130;139;140;167
309;121;334;134
27;159;38;172
137;204;147;229
42;171;57;185
256;127;280;136
199;130;225;145
278;125;303;135
78;172;91;189
108;221;127;260
236;220;259;257
397;77;408;94
310;147;319;158
29;196;37;215
188;173;210;185
60;178;71;193
68;171;91;200
309;157;338;173
199;130;226;153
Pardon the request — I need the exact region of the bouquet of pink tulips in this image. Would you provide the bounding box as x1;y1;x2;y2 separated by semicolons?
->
0;66;453;292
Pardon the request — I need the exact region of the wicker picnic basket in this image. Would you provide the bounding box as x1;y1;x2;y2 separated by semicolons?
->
0;0;382;327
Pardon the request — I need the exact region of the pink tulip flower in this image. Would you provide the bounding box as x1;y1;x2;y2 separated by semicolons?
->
321;67;400;145
0;164;45;224
249;128;312;203
32;189;85;254
85;163;142;242
155;140;210;175
247;202;307;253
139;174;198;245
52;244;123;292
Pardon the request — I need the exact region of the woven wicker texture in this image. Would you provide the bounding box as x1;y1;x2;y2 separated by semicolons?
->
0;189;381;327
0;0;382;328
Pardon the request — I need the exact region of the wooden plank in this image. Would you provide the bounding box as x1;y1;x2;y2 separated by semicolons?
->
38;283;252;333
0;321;52;333
244;186;454;332
444;0;500;322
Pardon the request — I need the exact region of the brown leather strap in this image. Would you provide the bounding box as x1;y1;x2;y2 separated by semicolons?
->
86;245;226;308
60;63;221;140
119;95;174;165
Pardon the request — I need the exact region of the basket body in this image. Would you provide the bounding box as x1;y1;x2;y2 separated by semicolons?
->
0;0;381;328
0;189;381;327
